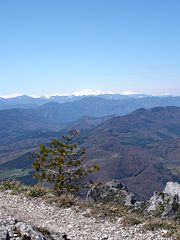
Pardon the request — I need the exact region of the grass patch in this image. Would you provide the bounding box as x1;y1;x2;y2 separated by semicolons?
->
143;218;180;239
143;218;172;231
27;185;48;198
46;193;79;208
0;180;80;208
79;201;129;221
122;215;143;226
0;180;28;193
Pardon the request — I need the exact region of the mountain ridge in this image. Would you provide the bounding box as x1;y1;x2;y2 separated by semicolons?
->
0;106;180;199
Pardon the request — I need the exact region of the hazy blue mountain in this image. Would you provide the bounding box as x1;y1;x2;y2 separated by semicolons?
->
2;95;180;143
38;97;142;123
2;94;180;111
0;98;120;145
5;95;46;104
2;95;180;142
0;96;45;110
38;96;180;124
0;108;60;145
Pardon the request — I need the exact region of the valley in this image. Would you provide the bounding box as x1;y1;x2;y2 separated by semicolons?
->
0;95;180;200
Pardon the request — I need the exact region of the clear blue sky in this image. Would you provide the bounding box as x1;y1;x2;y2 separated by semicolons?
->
0;0;180;96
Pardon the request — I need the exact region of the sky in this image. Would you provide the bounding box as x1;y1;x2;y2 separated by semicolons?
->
0;0;180;96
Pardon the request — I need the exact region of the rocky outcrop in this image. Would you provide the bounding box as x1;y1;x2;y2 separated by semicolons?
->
86;180;136;207
87;180;180;219
0;218;69;240
16;221;49;240
144;182;180;218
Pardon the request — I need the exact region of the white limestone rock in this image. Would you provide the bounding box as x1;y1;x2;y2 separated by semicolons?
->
163;182;180;202
145;182;180;218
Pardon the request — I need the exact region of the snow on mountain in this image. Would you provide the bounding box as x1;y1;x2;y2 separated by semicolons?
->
0;90;99;99
121;90;139;95
0;89;143;99
2;89;180;100
73;89;114;96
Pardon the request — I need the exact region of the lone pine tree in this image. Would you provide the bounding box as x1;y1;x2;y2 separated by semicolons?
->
32;129;99;194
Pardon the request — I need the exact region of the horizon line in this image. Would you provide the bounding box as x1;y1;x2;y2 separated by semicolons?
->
0;89;178;99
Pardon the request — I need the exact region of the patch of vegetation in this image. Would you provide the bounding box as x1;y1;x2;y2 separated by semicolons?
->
122;215;143;226
46;193;79;208
0;180;28;193
143;218;172;231
0;180;80;208
79;202;130;221
143;218;180;239
27;185;48;198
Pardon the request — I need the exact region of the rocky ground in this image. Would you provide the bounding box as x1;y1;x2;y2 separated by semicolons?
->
0;190;175;240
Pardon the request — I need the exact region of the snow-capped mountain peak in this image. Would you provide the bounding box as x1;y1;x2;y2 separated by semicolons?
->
73;89;113;96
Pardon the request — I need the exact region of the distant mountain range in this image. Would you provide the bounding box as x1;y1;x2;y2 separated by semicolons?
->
0;93;141;110
0;104;180;199
2;95;180;127
2;93;180;111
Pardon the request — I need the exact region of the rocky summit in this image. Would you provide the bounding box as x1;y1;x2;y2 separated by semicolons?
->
0;182;179;239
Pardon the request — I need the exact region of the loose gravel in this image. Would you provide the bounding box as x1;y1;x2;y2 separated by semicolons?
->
0;190;175;240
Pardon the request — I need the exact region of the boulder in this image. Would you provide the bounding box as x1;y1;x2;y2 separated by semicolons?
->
0;230;10;240
144;182;180;218
163;182;180;201
0;218;69;240
0;218;15;240
15;222;47;240
86;180;136;207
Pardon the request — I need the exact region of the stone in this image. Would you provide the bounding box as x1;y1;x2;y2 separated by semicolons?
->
0;229;10;240
163;182;180;202
0;217;56;240
86;180;136;207
144;182;180;218
15;222;47;240
105;180;126;190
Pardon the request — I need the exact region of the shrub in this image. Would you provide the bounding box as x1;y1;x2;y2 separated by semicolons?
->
0;180;27;193
122;215;143;226
27;185;47;197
